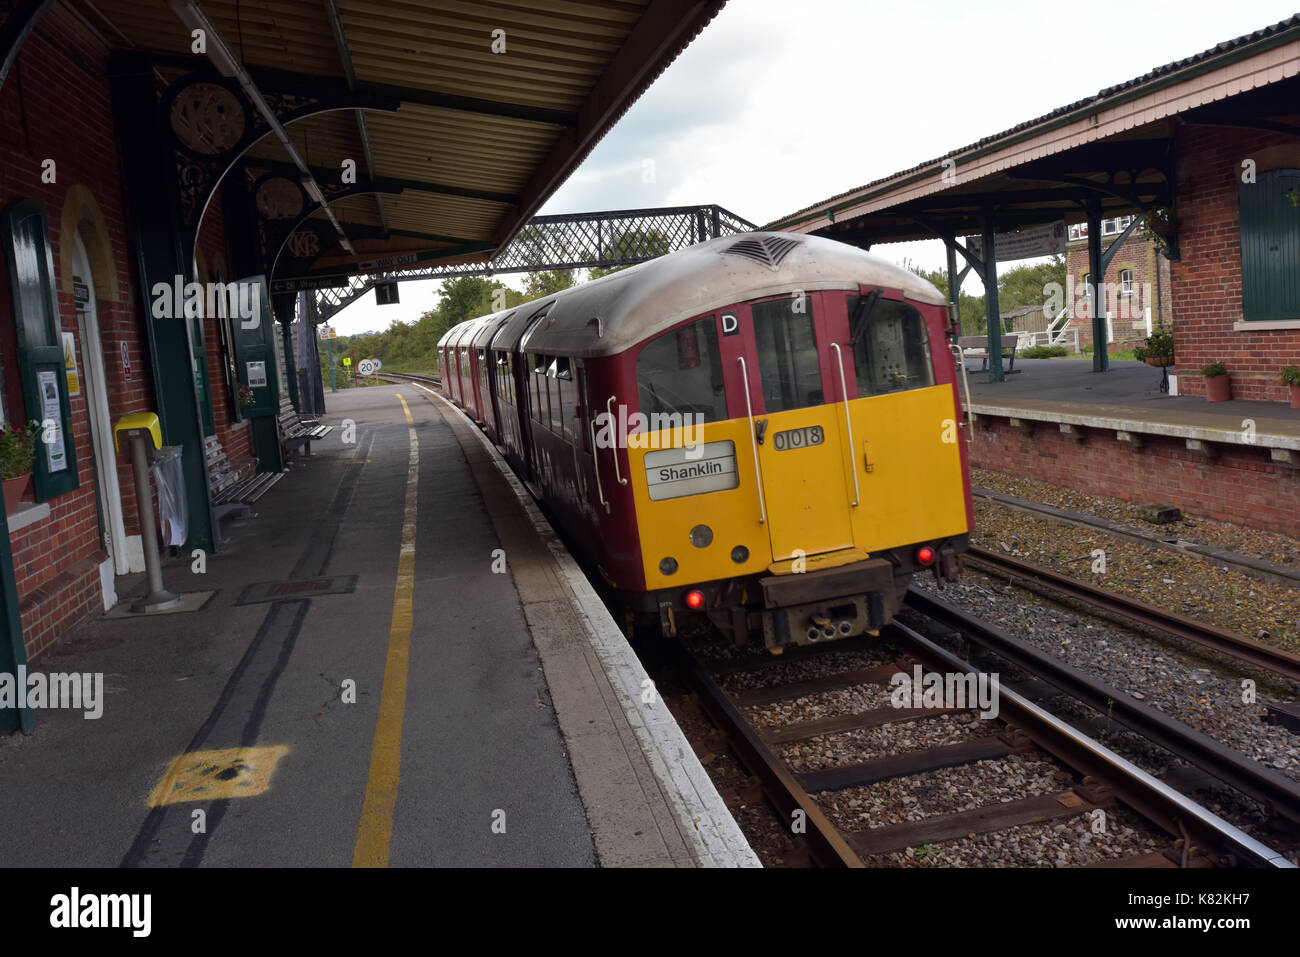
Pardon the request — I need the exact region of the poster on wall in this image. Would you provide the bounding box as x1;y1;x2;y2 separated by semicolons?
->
246;360;267;387
36;369;68;473
62;332;80;396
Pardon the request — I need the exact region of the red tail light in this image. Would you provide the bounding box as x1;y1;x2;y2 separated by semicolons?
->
916;546;936;567
684;589;705;610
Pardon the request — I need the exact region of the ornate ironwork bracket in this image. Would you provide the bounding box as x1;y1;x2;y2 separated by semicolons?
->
162;67;399;267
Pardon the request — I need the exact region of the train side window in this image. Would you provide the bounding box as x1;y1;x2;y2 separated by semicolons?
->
751;297;822;412
635;314;727;423
545;358;564;434
554;357;577;440
530;354;546;424
846;295;934;396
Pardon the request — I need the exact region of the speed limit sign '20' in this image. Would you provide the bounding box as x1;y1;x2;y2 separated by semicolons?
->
357;359;376;377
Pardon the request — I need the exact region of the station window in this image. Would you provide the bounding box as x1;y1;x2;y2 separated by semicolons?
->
846;294;934;396
1119;269;1134;298
635;315;727;423
751;297;821;412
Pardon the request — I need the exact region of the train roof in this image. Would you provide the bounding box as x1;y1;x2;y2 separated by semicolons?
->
447;232;947;359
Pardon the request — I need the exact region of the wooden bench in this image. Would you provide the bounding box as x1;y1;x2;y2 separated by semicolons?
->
204;434;283;540
958;334;1020;372
277;397;334;458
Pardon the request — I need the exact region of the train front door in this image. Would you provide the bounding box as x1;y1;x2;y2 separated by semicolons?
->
730;294;855;566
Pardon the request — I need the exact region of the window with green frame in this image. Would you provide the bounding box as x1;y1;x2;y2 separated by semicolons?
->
1240;169;1300;322
3;200;79;501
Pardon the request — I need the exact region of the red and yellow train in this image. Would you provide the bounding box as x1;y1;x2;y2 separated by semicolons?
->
438;231;972;653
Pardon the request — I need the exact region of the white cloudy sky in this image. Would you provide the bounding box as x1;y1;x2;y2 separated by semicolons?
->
330;0;1298;335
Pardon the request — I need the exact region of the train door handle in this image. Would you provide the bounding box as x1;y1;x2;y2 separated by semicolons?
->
754;417;768;445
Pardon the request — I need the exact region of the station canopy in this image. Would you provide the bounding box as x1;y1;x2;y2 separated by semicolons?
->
767;14;1300;250
85;0;727;280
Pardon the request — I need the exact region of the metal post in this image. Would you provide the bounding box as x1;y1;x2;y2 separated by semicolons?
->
325;333;336;392
1086;202;1108;372
981;213;1004;383
127;433;180;613
945;239;961;331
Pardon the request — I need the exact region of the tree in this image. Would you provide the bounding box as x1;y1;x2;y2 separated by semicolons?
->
902;260;986;333
589;228;672;280
522;269;576;301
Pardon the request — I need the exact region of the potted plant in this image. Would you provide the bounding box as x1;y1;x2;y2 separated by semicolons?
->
1282;365;1300;409
0;420;39;513
1202;361;1231;402
1141;206;1177;257
237;383;256;409
1134;327;1175;367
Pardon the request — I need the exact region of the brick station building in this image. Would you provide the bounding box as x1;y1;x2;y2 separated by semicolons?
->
0;0;724;723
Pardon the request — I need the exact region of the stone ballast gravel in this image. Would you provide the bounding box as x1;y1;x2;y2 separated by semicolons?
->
777;711;997;772
911;575;1300;784
973;467;1300;569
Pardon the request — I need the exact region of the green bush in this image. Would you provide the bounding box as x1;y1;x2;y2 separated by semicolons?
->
0;422;38;480
1202;361;1227;378
1281;365;1300;386
1019;345;1068;359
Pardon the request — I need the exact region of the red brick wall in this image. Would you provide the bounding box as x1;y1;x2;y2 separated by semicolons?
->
0;7;161;658
971;418;1300;538
1170;125;1300;402
1064;232;1174;353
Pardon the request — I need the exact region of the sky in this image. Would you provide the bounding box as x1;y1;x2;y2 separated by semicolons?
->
327;0;1300;336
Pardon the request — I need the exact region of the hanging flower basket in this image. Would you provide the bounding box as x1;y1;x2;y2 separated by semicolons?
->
1144;355;1175;368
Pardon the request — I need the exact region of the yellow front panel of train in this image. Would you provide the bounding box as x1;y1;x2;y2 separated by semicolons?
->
629;385;967;591
845;385;968;550
629;418;769;591
755;406;854;561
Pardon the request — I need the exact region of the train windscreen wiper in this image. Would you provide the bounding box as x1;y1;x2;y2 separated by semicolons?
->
848;289;883;347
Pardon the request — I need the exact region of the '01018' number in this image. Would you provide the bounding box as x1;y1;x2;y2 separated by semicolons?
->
772;425;824;451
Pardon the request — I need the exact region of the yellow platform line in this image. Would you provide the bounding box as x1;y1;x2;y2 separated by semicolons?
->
353;392;418;867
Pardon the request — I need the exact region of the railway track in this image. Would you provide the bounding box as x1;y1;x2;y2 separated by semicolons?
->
661;615;1296;869
964;545;1300;684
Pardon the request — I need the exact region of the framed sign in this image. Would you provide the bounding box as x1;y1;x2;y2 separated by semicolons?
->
246;360;267;387
61;333;80;396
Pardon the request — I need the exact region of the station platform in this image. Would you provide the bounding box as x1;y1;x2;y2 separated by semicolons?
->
0;384;754;868
967;359;1300;452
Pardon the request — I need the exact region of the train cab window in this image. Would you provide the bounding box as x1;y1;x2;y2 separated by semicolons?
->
751;297;822;412
635;315;727;423
847;295;934;396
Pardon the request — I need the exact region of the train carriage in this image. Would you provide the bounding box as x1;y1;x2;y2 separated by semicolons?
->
441;232;973;653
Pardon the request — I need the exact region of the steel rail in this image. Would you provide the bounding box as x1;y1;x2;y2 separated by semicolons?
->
886;620;1294;868
966;545;1300;684
666;642;864;868
905;587;1300;835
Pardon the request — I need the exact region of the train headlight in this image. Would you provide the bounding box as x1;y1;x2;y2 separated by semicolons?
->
731;545;749;564
689;524;713;548
659;557;678;575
